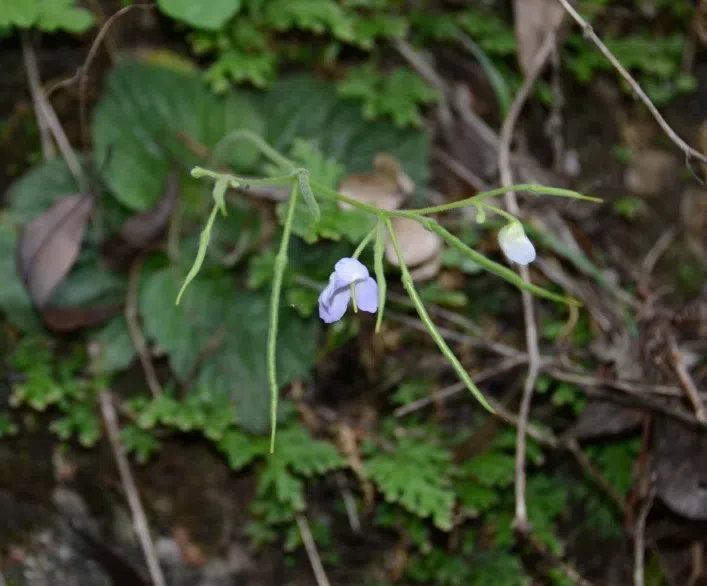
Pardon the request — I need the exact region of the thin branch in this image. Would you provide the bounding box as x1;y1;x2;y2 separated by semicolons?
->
669;335;707;423
391;37;453;127
296;513;331;586
79;4;154;146
641;228;676;276
633;489;655;586
336;473;361;533
99;391;166;586
125;257;162;397
394;356;528;417
554;0;707;165
21;33;85;190
499;31;557;532
21;33;54;159
522;530;599;586
432;148;490;192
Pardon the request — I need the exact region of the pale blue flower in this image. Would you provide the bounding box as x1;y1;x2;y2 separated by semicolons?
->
498;222;536;265
318;258;378;323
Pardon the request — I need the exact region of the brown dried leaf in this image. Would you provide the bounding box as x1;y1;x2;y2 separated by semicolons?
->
41;305;119;332
16;194;93;309
514;0;565;75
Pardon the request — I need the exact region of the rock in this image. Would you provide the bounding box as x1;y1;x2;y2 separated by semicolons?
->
384;217;443;281
338;153;413;212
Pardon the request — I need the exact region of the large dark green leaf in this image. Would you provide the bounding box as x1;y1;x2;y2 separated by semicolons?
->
92;59;264;211
140;268;317;432
262;74;430;196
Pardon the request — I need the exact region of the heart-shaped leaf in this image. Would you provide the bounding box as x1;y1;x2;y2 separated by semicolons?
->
140;268;317;432
92;59;264;211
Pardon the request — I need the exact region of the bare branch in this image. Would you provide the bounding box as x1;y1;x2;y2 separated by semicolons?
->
554;0;707;165
99;391;166;586
499;31;557;532
296;513;331;586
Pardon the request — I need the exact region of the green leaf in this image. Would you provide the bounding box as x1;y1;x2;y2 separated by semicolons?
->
264;0;355;40
140;267;317;432
0;0;95;33
460;451;515;488
121;424;160;463
365;437;455;530
92;60;264;211
157;0;241;30
337;64;439;128
254;424;344;514
218;428;269;470
91;317;136;374
0;217;41;332
0;413;19;437
262;73;429;199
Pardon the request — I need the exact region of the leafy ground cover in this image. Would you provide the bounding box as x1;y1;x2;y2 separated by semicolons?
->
0;1;706;585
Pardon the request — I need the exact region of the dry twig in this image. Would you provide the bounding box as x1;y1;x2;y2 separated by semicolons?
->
99;391;166;586
669;336;707;423
21;34;54;159
554;0;707;165
498;31;557;532
21;33;85;190
296;513;332;586
633;488;655;586
394;356;529;417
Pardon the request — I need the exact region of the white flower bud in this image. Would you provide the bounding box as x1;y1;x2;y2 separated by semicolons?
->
498;222;536;265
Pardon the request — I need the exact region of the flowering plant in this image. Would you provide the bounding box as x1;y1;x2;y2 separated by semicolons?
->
176;131;599;451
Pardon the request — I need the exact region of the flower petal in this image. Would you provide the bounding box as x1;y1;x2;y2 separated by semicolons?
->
334;257;369;285
319;275;351;323
354;277;378;313
498;222;536;266
318;272;339;307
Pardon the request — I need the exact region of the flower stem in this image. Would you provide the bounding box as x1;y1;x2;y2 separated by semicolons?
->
384;218;495;414
406;184;601;216
268;180;299;453
352;224;378;259
373;219;387;333
210;129;295;172
409;214;581;307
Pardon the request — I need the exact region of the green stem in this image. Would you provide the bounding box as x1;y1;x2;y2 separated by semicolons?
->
412;215;581;307
406;184;601;216
268;180;299;453
373;219;387;333
477;201;518;224
352;224;378;259
384;218;494;414
310;180;389;215
211;129;295;172
192;166;295;187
